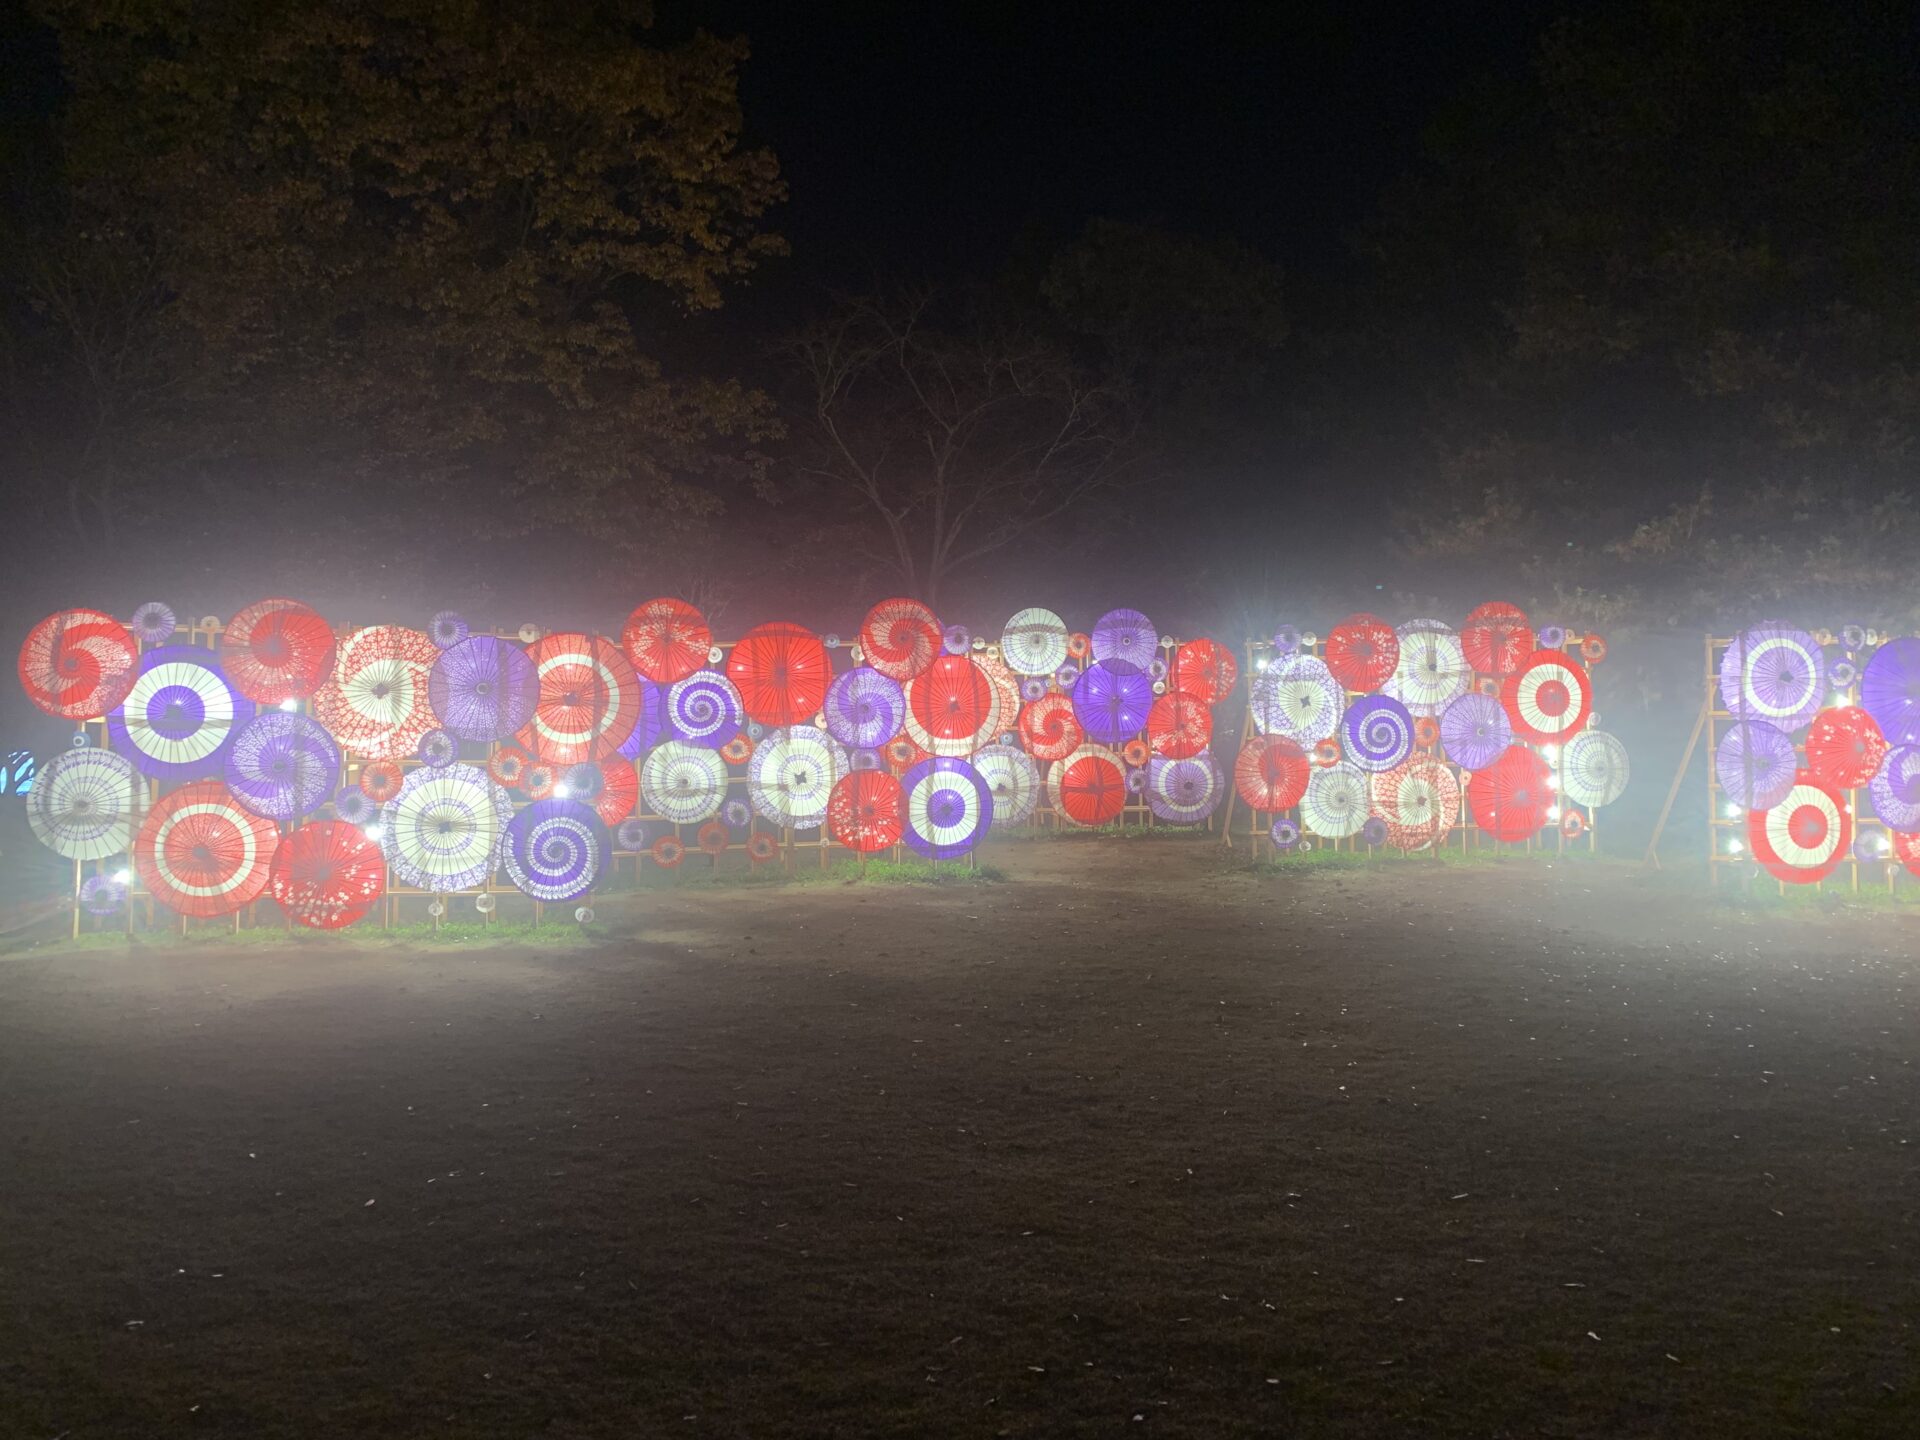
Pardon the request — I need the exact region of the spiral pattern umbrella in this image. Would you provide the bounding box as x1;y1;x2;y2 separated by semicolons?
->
640;740;728;824
268;821;386;930
220;598;336;705
1147;751;1225;824
1559;729;1630;809
1461;602;1534;678
1468;746;1552;843
1250;655;1341;743
1323;613;1398;693
901;756;993;859
728;622;830;727
615;817;649;851
1168;638;1238;706
18;609;139;720
1860;637;1920;748
504;798;608;902
1090;608;1157;670
1719;624;1825;731
27;748;140;860
1501;649;1593;743
519;633;642;765
906;655;1002;754
748;726;845;829
1301;761;1369;839
429;635;538;742
1869;745;1920;831
999;608;1069;676
1439;692;1511;772
668;669;745;749
1234;735;1311;811
1715;720;1797;810
1341;695;1414;773
1018;693;1084;762
130;602;177;645
860;599;941;683
622;598;712;685
824;666;907;749
1146;689;1212;759
1748;771;1850;884
973;743;1039;827
1385;621;1470;717
1047;745;1126;827
313;626;439;761
1370;759;1460;850
108;646;256;780
828;770;904;853
1805;706;1887;791
379;763;511;893
135;780;280;917
1072;660;1153;745
224;712;339;821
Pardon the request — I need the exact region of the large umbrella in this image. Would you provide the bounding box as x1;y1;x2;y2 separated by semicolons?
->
224;712;339;821
1168;638;1238;706
748;726;845;829
1047;745;1126;827
1323;613;1398;694
999;608;1070;677
1460;602;1534;678
860;599;941;682
268;821;385;930
728;622;830;727
1468;746;1552;842
667;669;744;749
1715;719;1798;810
906;654;1002;755
900;756;993;858
1804;706;1888;791
1748;771;1850;885
1869;745;1920;830
108;645;256;780
312;625;439;761
379;763;512;892
1384;620;1470;717
640;740;728;824
1860;637;1920;747
219;597;336;705
429;635;538;742
973;743;1040;827
17;608;139;720
1147;751;1225;824
1719;624;1825;731
1501;648;1593;743
1301;761;1369;838
1018;693;1084;763
1233;735;1310;812
1559;729;1630;809
824;666;907;749
1250;655;1341;743
27;748;140;860
621;597;712;685
504;798;608;902
1072;659;1153;745
1370;759;1460;850
1341;695;1414;773
519;633;642;765
828;770;904;852
1146;689;1212;759
1439;692;1511;772
1090;608;1157;670
135;780;280;917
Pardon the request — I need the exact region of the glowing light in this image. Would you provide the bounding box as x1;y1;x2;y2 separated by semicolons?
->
553;783;570;799
1542;744;1560;764
363;825;383;842
1726;836;1744;855
1723;802;1743;820
1880;835;1893;855
279;697;299;712
1547;804;1562;820
1547;776;1561;792
112;868;130;884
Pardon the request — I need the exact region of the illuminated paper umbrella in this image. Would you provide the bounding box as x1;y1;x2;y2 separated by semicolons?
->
504;798;608;902
1370;758;1460;850
1804;706;1888;791
640;740;728;824
1147;688;1212;759
1468;746;1553;843
1560;729;1630;809
429;635;538;742
1073;660;1153;745
618;598;708;685
588;758;639;826
1147;752;1225;824
828;770;904;852
1715;719;1797;810
668;669;744;749
18;609;140;720
728;622;830;726
1719;624;1824;731
1860;637;1920;748
860;598;941;683
972;743;1039;826
1439;692;1511;772
219;597;336;704
1091;608;1157;670
1748;771;1850;885
824;666;906;749
268;821;385;930
1870;745;1920;830
224;712;339;821
130;602;177;645
1501;648;1593;744
1461;601;1534;678
901;756;993;859
313;625;438;760
27;748;140;860
519;633;642;765
1233;735;1310;811
1385;620;1469;718
999;608;1069;677
1323;613;1398;693
616;681;667;760
80;874;127;916
906;654;1003;755
1250;655;1340;743
1301;761;1369;839
1341;695;1414;773
379;763;512;893
108;646;256;780
1019;693;1084;763
749;726;846;829
1168;638;1238;706
1048;745;1126;827
135;780;280;917
1894;829;1920;880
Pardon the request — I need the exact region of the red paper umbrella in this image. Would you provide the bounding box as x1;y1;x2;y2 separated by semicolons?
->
860;598;941;682
590;758;639;825
135;780;280;918
1147;688;1212;759
1501;649;1593;743
621;597;711;684
885;733;930;772
1805;706;1889;790
1892;828;1920;880
220;597;336;704
268;820;385;930
313;625;440;760
1749;771;1851;884
1048;745;1126;826
1461;602;1534;678
829;770;905;852
650;835;685;868
1233;735;1310;811
1323;614;1399;693
1018;693;1084;763
487;743;532;788
1371;758;1461;850
519;633;642;764
523;762;557;800
907;654;995;747
1468;745;1553;842
359;758;404;803
727;622;830;726
697;820;730;855
18;608;139;719
1169;638;1239;705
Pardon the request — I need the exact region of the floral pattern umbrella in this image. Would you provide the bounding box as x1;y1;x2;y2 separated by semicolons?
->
1804;706;1888;791
1072;660;1153;745
224;712;339;821
1468;746;1552;843
901;756;993;859
1168;638;1238;706
313;626;439;761
1869;745;1920;831
1460;602;1534;678
1340;695;1414;773
640;740;728;824
1018;693;1084;763
379;763;512;893
748;726;845;829
1146;752;1225;824
1146;689;1212;759
728;622;830;726
1385;620;1470;718
519;633;642;765
1748;771;1849;884
1719;624;1825;732
1715;720;1797;810
1048;745;1126;827
1439;692;1511;772
1301;761;1369;839
621;598;711;685
860;599;942;683
1323;613;1398;693
1559;729;1630;809
135;780;280;917
428;635;539;742
999;608;1069;677
1233;735;1310;811
268;821;385;930
828;770;904;853
972;742;1039;827
667;669;744;749
219;598;336;705
504;797;608;902
1090;608;1157;670
1250;655;1341;743
1501;649;1593;743
1860;637;1920;748
1370;759;1460;850
108;646;256;780
27;748;140;860
17;609;139;720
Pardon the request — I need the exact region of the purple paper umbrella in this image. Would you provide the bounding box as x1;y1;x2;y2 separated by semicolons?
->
615;817;649;851
225;711;339;821
1870;744;1920;830
1091;608;1158;670
429;611;470;649
824;666;907;749
503;797;607;903
1342;695;1415;772
1861;637;1920;748
429;635;539;743
724;798;752;828
943;624;970;655
1852;833;1887;864
130;602;177;644
851;747;882;771
667;670;742;749
107;645;256;781
418;727;457;768
1270;817;1300;849
1438;692;1510;772
900;756;993;860
1126;765;1149;794
561;762;604;803
1055;662;1081;690
1714;719;1797;810
1147;752;1225;824
1072;659;1154;744
1360;816;1389;848
616;681;667;760
80;873;127;916
1719;623;1824;731
1020;677;1047;703
334;788;374;825
1271;625;1301;658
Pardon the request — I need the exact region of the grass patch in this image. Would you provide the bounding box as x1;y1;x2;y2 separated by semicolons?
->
12;917;593;955
1244;843;1602;874
619;855;1004;890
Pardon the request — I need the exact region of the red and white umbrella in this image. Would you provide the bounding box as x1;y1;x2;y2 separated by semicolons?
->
17;608;139;720
268;820;385;930
518;633;642;765
828;770;904;852
1168;638;1238;705
1501;648;1593;744
220;597;336;704
1322;613;1398;693
905;654;1003;756
1146;688;1212;759
1233;735;1310;812
313;625;439;760
860;598;942;682
1460;602;1534;678
1748;771;1850;884
1804;706;1888;791
1047;745;1126;827
621;597;711;684
1468;745;1552;843
1370;758;1460;850
1018;693;1083;763
135;780;280;918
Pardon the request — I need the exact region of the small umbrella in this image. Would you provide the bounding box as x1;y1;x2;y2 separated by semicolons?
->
17;608;140;720
748;726;846;829
824;666;907;750
27;748;140;860
615;817;649;851
1460;602;1534;677
1719;624;1824;731
667;669;744;749
1804;706;1887;791
622;598;712;685
359;758;404;803
1233;736;1310;811
1147;751;1225;824
999;608;1070;677
225;712;339;821
1146;688;1212;759
1860;637;1920;747
379;762;512;893
1869;745;1920;830
1370;758;1460;850
1250;655;1340;743
429;635;539;742
943;625;970;655
1360;817;1389;848
973;743;1040;827
1439;692;1511;772
519;633;642;764
1270;818;1300;849
135;780;280;917
828;770;905;853
1090;608;1157;670
1047;745;1126;827
1384;620;1469;717
1323;613;1399;693
80;874;127;916
1894;828;1920;879
108;645;256;780
901;756;993;858
1168;638;1238;705
487;743;532;789
1072;660;1153;745
640;740;728;824
268;821;385;929
333;789;374;825
1501;648;1593;743
1468;746;1552;842
1301;761;1369;839
220;598;336;704
417;728;458;769
860;599;941;683
504;798;608;902
1748;770;1849;885
130;603;177;645
428;612;468;650
727;622;831;727
1715;720;1797;810
1558;729;1629;809
906;655;1002;755
1340;695;1414;773
313;626;439;761
1018;693;1084;763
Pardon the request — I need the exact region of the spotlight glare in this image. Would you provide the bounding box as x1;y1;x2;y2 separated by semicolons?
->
553;783;570;798
112;868;131;884
1727;836;1744;855
278;697;299;712
363;825;383;842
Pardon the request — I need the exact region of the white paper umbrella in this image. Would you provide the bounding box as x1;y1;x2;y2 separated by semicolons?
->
640;740;728;824
379;763;511;893
27;748;140;860
748;725;846;829
1250;655;1341;743
1384;619;1469;717
108;646;254;780
999;607;1070;676
1560;729;1629;808
973;742;1040;826
1301;760;1370;838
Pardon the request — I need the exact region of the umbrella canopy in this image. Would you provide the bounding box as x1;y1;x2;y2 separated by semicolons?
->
1804;706;1888;791
1234;735;1311;811
18;608;139;720
1323;613;1399;693
224;712;339;821
268;821;385;929
429;635;538;742
108;645;256;780
621;598;711;685
1860;637;1920;747
1719;624;1825;731
1072;660;1153;745
1559;729;1630;808
1147;751;1225;824
1748;771;1850;884
1301;761;1369;838
27;748;141;860
136;780;280;917
313;625;439;761
504;798;608;902
749;726;846;829
359;758;404;803
728;622;830;726
1895;829;1920;880
1501;648;1594;743
667;669;745;749
900;756;993;858
219;598;336;704
1250;655;1341;743
1460;602;1534;678
587;758;639;826
487;743;531;789
1341;695;1414;773
640;740;728;824
615;681;667;760
130;602;177;645
828;770;905;853
1468;746;1553;842
906;654;1002;755
1371;759;1460;850
824;667;907;750
80;874;127;916
1018;693;1084;763
1870;745;1920;830
1090;608;1157;670
1047;745;1126;827
1385;621;1470;717
1439;692;1511;772
1146;688;1212;759
518;633;642;765
1715;720;1798;810
379;763;512;892
417;728;457;768
429;611;469;649
860;599;941;683
973;743;1040;827
1168;638;1238;706
999;608;1070;677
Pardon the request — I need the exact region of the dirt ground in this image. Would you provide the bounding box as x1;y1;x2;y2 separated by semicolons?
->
1;839;1915;1439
